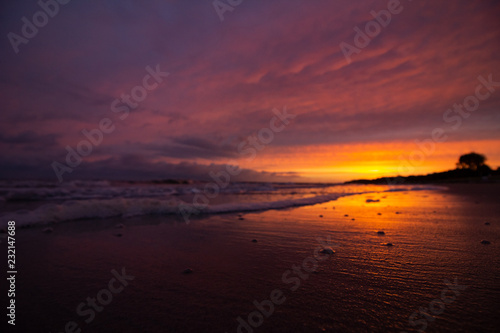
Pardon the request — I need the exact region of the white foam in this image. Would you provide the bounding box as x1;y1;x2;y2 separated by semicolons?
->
0;183;447;228
1;198;181;227
0;192;355;228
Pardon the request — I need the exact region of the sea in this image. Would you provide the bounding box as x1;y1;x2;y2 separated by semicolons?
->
1;180;499;332
0;179;443;227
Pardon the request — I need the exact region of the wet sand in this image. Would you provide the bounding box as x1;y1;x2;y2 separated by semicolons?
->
7;184;500;332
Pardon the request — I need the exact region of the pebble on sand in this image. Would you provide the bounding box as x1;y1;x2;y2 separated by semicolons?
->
395;212;401;214
484;222;490;225
319;215;323;218
377;231;385;235
320;248;335;254
385;243;393;247
182;268;193;274
377;213;382;215
366;199;380;203
42;227;53;233
480;240;491;245
344;214;349;217
251;239;258;243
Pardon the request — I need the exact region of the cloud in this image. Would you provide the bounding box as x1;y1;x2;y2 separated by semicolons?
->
0;0;499;181
0;153;303;183
0;131;59;150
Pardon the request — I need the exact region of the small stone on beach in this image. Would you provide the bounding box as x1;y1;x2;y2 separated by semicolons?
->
320;248;335;254
377;231;385;235
182;268;193;274
377;213;382;215
319;215;323;218
484;222;490;225
385;243;393;246
480;240;491;245
344;214;349;217
251;239;258;243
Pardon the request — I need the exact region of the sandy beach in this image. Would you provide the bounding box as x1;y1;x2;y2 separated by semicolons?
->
4;183;498;332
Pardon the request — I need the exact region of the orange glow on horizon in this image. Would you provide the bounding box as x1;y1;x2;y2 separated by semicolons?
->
221;139;500;182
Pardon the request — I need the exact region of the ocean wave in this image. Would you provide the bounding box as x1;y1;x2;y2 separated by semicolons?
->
0;184;447;228
0;181;282;202
1;192;354;228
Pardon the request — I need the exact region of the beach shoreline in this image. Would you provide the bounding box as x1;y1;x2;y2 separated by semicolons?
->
5;183;500;332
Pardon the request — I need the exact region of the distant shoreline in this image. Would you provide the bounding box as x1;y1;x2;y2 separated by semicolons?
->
345;168;500;185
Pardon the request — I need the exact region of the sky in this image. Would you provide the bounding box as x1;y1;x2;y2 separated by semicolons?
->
1;0;499;183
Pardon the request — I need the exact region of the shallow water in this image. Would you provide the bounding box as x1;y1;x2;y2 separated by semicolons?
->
7;186;500;332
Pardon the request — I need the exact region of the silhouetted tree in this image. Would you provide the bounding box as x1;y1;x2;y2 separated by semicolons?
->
456;152;486;171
